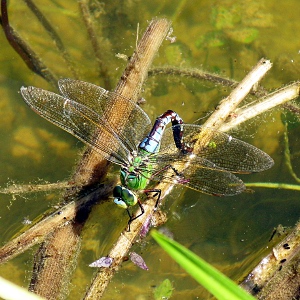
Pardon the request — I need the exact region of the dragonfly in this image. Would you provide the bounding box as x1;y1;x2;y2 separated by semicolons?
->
20;79;274;229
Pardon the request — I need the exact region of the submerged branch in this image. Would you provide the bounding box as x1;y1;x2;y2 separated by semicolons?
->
23;0;78;79
79;0;112;90
0;0;57;85
149;66;300;116
0;183;113;264
240;221;300;299
192;58;272;152
84;18;172;300
148;65;269;98
220;82;300;132
149;65;238;88
0;181;71;194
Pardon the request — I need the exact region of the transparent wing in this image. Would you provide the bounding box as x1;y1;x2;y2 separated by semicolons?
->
58;78;152;152
143;153;245;196
20;86;131;166
160;124;274;173
138;123;274;196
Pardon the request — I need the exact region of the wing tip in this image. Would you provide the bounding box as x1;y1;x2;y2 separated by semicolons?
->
20;86;30;100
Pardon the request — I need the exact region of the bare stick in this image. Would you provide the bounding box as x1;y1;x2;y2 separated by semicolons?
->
21;18;171;300
0;181;71;194
220;82;300;132
79;0;112;90
203;59;272;129
29;223;83;299
240;220;300;298
193;58;272;152
0;183;113;264
23;0;78;79
84;18;172;300
0;0;57;85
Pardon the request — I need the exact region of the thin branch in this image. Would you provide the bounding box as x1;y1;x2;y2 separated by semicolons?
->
79;0;112;90
148;66;269;98
0;183;114;264
193;58;272;152
148;66;238;88
246;182;300;191
220;82;300;132
84;18;172;299
0;0;57;85
23;0;78;79
240;220;300;298
149;66;300;117
0;181;71;194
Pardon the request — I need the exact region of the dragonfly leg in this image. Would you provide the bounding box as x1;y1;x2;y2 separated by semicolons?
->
144;189;161;207
126;190;161;231
152;164;183;177
126;200;145;232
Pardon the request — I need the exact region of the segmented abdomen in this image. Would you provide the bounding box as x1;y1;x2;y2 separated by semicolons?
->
139;110;184;153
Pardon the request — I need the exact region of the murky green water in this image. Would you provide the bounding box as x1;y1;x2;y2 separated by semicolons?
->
0;0;300;299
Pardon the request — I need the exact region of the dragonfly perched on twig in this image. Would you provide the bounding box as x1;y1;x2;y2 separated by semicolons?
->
20;79;274;229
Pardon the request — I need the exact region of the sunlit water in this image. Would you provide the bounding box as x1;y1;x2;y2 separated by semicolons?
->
0;0;300;299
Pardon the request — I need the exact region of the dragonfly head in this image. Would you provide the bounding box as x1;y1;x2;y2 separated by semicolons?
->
113;185;137;209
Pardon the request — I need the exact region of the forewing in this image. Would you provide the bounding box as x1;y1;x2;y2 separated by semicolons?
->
161;124;274;173
20;86;130;166
58;78;152;152
63;100;132;165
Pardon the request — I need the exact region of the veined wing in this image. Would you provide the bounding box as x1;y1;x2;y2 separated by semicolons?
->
20;86;131;166
160;124;274;173
58;78;152;153
147;155;245;196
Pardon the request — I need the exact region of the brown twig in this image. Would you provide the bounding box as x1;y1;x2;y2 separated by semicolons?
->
148;66;269;98
0;183;114;264
220;82;300;132
0;181;71;194
0;0;57;85
79;0;112;90
240;221;300;299
23;0;78;79
84;18;172;299
192;58;272;152
23;18;171;299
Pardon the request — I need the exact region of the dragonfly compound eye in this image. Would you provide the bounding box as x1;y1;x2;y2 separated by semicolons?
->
113;185;137;208
114;198;128;209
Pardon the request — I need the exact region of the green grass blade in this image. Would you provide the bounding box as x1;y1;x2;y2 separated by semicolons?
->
151;230;255;300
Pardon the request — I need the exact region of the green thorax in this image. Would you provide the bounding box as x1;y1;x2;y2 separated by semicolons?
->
120;150;153;190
